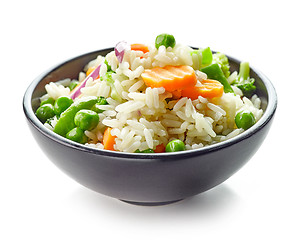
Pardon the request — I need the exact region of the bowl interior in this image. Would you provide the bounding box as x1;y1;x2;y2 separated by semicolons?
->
25;47;277;158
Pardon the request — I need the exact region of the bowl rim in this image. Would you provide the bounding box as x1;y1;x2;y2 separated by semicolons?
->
23;48;278;161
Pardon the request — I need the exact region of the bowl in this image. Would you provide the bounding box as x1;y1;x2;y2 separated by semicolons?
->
23;48;277;206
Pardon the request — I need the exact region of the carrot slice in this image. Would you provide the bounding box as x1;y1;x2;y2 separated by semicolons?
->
181;79;224;100
103;127;116;151
141;65;197;92
154;143;165;153
131;43;149;53
171;90;182;99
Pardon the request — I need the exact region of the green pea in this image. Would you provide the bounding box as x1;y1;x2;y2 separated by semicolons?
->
40;97;55;106
54;96;73;116
66;127;88;144
165;139;186;152
135;148;155;153
69;80;79;91
155;33;176;49
74;109;99;131
35;104;55;123
235;111;256;130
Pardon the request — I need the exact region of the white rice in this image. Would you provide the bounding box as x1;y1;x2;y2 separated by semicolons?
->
41;41;264;153
45;82;70;99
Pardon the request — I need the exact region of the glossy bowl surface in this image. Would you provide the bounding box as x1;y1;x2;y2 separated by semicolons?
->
23;48;277;205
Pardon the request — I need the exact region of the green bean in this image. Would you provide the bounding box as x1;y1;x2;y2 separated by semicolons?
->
53;96;98;137
201;63;234;93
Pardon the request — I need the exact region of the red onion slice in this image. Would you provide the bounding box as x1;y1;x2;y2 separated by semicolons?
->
115;41;128;63
70;64;101;100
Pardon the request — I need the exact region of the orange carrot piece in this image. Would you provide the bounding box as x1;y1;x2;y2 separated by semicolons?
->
131;43;149;53
154;143;165;153
103;127;116;151
171;90;182;99
86;66;100;79
86;66;95;76
141;65;197;92
181;79;224;100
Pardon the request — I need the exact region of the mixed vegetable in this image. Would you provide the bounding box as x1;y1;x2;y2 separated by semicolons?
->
35;33;259;153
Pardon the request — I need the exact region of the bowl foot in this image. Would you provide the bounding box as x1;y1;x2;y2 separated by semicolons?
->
120;199;183;206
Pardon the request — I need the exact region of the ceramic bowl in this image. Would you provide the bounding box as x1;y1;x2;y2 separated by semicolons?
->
23;48;277;205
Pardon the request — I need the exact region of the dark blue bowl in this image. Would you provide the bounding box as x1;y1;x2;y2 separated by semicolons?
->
23;48;277;205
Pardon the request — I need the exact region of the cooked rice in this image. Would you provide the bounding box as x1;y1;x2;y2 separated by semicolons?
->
43;42;264;152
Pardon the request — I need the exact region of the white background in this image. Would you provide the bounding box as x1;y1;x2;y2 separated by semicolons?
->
1;0;297;239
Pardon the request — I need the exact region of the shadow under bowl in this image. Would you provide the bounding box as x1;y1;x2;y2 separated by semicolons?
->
23;48;277;206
